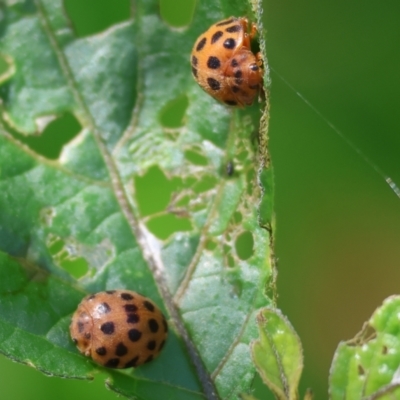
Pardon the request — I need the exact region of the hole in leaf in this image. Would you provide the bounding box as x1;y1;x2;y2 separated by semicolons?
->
185;149;208;166
227;254;235;268
183;176;196;187
13;113;81;160
159;0;196;28
48;237;64;255
233;211;242;224
47;235;113;278
205;240;217;251
135;166;181;216
193;174;217;193
235;231;254;260
223;244;231;255
64;0;130;37
48;236;89;278
229;279;242;298
159;95;189;128
60;257;89;279
191;201;207;213
175;195;190;207
147;214;192;240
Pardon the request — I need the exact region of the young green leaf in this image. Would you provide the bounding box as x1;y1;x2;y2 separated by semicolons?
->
330;296;400;400
251;308;304;400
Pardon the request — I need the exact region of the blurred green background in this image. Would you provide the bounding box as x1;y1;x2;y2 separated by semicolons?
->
1;0;400;399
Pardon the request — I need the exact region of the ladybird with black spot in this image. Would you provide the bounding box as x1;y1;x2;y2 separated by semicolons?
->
70;290;168;368
191;16;263;107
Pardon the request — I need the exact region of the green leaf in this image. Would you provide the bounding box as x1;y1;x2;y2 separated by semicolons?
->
0;0;275;399
329;296;400;400
251;308;303;400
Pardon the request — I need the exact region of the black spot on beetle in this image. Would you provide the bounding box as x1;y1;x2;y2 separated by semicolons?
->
216;18;235;26
225;100;237;106
125;356;139;368
207;56;221;69
191;55;198;66
127;313;140;324
84;332;91;340
143;301;155;312
207;77;221;91
226;25;241;33
234;70;243;85
211;31;223;44
196;37;207;51
147;340;156;351
121;292;134;300
223;38;236;49
128;328;142;342
124;304;138;312
232;85;240;93
101;321;115;335
192;66;198;78
148;319;159;333
105;358;119;368
96;346;107;356
231;59;238;68
115;342;128;357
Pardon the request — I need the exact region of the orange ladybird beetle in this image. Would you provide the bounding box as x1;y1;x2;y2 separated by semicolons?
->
70;290;168;368
191;16;263;107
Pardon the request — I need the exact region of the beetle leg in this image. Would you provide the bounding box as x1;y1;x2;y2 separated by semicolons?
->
249;22;258;40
